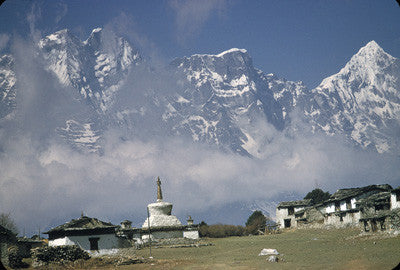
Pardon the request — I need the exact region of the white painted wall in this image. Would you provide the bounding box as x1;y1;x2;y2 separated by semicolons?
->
276;208;288;229
183;230;199;239
325;203;335;213
351;198;357;209
294;206;304;212
48;233;120;255
340;201;347;211
391;193;400;209
49;237;75;246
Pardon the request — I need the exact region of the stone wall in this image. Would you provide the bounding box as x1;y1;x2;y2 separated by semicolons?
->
324;211;361;228
31;245;90;267
183;230;199;239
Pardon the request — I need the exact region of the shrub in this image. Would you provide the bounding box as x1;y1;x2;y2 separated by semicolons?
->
199;223;245;238
245;211;267;235
304;188;331;205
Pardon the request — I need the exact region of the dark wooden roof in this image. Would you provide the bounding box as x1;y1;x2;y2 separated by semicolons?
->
277;199;312;208
392;186;400;193
327;184;392;202
356;191;391;207
44;216;117;234
17;236;44;243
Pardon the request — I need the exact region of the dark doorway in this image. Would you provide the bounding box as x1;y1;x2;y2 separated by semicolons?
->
371;220;378;232
346;199;351;210
284;219;291;228
335;202;340;211
89;237;100;251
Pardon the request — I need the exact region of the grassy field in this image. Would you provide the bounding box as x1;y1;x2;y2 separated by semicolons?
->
132;228;400;270
22;228;400;269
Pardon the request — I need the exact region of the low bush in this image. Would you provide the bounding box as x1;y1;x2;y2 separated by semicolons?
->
199;224;245;238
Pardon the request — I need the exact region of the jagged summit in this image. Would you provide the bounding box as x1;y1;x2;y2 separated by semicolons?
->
39;29;78;47
348;40;395;67
92;27;103;33
188;48;249;59
357;40;385;55
306;40;400;153
216;48;248;57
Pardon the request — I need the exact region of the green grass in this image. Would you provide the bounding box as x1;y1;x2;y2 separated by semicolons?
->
134;228;400;269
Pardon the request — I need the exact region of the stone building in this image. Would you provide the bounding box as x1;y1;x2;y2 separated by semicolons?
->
44;215;130;255
293;204;325;228
323;184;392;228
357;188;400;232
275;184;400;231
357;191;391;232
276;199;312;228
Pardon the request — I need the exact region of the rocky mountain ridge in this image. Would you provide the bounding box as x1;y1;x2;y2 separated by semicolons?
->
1;29;399;155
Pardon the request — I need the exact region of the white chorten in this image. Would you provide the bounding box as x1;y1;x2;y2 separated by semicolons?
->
142;177;182;228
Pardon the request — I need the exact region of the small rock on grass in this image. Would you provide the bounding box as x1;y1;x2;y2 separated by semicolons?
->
258;248;279;256
267;255;278;263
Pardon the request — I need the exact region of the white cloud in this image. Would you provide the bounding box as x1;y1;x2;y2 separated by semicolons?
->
169;0;227;45
0;34;9;51
26;3;42;43
55;2;68;24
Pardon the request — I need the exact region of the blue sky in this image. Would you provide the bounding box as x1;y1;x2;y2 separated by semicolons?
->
1;0;399;88
0;0;400;87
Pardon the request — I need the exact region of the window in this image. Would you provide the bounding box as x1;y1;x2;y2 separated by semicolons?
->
288;207;294;215
284;219;291;228
379;219;386;230
375;205;384;211
363;221;370;232
335;202;340;211
89;237;100;251
339;215;343;222
371;220;378;232
397;193;400;202
346;199;351;209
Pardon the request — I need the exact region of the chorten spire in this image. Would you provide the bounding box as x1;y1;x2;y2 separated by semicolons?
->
157;176;163;202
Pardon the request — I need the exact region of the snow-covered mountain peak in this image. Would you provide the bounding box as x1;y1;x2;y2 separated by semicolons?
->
84;27;103;48
357;40;385;55
307;40;400;153
92;27;103;34
344;40;396;71
319;41;397;91
216;48;248;57
39;29;77;48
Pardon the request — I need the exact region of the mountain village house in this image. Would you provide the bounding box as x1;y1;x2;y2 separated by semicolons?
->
276;184;400;232
44;215;126;255
43;178;199;256
276;199;312;229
